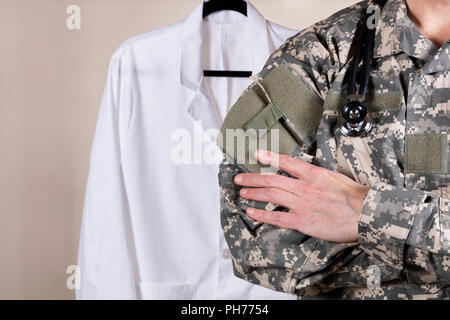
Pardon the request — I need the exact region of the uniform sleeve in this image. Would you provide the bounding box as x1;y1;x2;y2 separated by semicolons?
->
76;44;137;299
299;184;450;295
222;152;450;295
219;28;356;295
358;182;450;284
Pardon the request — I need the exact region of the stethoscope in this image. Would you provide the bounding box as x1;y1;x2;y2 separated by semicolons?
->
338;0;386;137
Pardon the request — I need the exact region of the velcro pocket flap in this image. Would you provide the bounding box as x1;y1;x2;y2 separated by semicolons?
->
405;133;448;174
218;64;323;173
243;103;284;138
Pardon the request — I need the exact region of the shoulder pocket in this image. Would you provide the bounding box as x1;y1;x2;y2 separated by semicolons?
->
218;64;323;173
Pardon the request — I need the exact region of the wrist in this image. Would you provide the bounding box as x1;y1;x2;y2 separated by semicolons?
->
349;186;370;218
348;186;370;242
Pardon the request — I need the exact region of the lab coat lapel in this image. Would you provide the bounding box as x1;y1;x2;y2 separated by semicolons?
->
180;1;272;132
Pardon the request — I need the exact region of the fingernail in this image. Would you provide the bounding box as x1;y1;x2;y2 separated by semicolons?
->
255;150;270;164
234;174;242;184
247;208;254;215
240;188;247;196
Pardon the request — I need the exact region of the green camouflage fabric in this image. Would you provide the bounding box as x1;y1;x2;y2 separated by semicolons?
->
218;0;450;299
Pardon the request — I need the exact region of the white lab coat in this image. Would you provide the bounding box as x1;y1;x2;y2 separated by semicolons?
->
76;1;298;300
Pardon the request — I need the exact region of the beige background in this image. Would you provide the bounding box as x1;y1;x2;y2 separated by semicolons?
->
0;0;356;299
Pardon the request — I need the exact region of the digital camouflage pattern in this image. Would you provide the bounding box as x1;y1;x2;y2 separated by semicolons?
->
218;0;450;299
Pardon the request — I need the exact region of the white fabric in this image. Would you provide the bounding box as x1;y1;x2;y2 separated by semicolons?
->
76;1;298;300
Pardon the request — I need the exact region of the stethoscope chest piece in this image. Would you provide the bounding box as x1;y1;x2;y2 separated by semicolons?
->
338;95;373;137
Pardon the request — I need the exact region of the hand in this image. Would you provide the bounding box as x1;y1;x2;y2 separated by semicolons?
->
234;150;370;243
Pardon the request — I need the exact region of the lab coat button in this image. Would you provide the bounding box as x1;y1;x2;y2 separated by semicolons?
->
222;248;231;260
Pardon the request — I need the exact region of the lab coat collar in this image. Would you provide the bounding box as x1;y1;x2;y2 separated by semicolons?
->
180;1;271;131
180;1;270;91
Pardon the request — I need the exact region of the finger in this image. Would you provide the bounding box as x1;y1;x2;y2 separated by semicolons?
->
234;173;306;194
246;207;297;230
254;149;320;181
240;187;298;209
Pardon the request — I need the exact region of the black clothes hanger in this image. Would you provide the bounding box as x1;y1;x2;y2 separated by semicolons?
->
202;0;248;19
202;0;252;78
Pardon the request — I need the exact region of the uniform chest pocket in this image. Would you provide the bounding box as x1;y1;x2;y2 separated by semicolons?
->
404;73;450;175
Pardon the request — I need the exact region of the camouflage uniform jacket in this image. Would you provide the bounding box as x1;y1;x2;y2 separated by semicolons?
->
219;0;450;299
